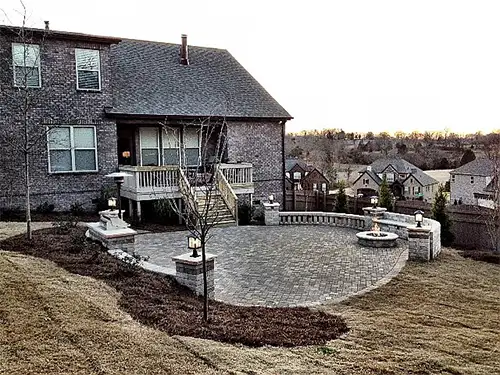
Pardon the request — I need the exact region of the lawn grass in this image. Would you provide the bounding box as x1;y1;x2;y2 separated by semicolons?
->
1;225;499;374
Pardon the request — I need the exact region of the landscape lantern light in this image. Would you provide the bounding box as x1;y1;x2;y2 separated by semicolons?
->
371;196;378;208
414;210;424;228
187;235;202;257
268;194;274;204
105;171;132;219
108;197;117;210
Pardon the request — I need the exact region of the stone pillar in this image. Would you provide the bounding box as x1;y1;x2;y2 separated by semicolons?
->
86;209;137;253
172;253;217;299
408;225;431;261
262;202;280;225
362;207;387;220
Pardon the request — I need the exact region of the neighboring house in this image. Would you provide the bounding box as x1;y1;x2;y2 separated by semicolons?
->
301;168;330;192
285;159;329;192
474;178;497;209
0;25;291;221
450;158;494;205
353;157;439;202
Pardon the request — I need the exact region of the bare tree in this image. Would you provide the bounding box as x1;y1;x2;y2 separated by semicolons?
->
0;3;51;239
484;137;500;252
155;116;234;321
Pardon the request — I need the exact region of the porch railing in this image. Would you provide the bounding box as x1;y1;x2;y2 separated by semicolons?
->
120;163;253;200
120;165;179;194
215;166;238;223
178;167;198;214
219;163;253;186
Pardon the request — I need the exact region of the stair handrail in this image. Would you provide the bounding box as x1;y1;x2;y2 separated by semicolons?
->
215;165;238;224
178;167;198;214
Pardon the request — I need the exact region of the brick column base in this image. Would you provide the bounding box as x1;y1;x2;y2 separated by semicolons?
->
408;225;431;261
172;253;217;299
262;202;280;225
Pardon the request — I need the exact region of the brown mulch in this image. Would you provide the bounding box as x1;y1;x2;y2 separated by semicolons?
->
460;250;500;264
0;227;348;347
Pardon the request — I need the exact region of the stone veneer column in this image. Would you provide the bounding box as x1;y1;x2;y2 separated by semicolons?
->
172;253;217;299
262;202;280;225
408;225;431;261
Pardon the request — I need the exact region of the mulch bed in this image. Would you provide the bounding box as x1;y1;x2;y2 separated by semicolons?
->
0;227;348;347
460;250;500;264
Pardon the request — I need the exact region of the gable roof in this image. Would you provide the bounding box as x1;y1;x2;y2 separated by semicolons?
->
108;39;292;119
353;170;382;185
450;158;495;177
368;157;416;174
285;159;314;172
361;157;438;186
302;168;329;183
403;169;438;186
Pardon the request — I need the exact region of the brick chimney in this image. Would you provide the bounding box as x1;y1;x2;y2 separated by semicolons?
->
180;34;189;65
44;21;50;30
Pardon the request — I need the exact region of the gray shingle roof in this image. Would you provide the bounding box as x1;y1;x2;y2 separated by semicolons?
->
451;158;494;177
108;39;291;119
362;157;438;186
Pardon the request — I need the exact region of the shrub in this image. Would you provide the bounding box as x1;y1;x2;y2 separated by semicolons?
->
432;184;454;246
379;176;393;211
35;202;55;214
335;182;348;213
70;202;85;217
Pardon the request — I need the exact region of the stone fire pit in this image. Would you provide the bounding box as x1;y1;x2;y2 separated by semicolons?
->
356;231;399;248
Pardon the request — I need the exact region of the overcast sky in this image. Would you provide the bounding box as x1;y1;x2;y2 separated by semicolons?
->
2;0;500;134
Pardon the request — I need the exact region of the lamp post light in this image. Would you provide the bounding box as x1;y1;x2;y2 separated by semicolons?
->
371;196;379;209
105;172;132;219
187;235;202;257
268;194;274;204
108;197;117;211
414;210;424;228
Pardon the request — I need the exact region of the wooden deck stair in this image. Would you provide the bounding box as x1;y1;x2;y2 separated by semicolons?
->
195;192;237;227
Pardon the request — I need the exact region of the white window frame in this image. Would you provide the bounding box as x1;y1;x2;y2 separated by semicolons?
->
139;127;160;166
47;125;98;173
75;48;101;91
293;171;302;180
12;43;41;88
321;183;327;191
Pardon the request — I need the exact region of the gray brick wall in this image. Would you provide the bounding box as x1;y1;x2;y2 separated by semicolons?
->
226;121;284;203
0;32;117;212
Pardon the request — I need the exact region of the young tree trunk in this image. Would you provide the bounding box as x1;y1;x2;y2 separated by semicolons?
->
201;238;208;322
24;150;32;240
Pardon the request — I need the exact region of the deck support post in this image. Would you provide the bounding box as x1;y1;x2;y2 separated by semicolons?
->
137;201;142;222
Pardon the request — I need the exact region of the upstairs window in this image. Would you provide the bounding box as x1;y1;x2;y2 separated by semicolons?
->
75;49;101;90
48;126;97;172
470;176;474;184
321;183;327;191
293;171;301;180
451;175;455;183
12;43;41;88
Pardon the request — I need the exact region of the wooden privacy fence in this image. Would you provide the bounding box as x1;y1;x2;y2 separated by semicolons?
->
284;191;371;214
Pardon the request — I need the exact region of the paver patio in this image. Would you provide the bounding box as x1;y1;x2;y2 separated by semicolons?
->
135;225;408;307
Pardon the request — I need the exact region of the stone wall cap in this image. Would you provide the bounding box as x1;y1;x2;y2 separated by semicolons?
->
262;202;280;209
86;222;137;237
407;224;431;232
172;252;217;264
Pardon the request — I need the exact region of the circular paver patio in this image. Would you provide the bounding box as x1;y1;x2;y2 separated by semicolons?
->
135;225;408;307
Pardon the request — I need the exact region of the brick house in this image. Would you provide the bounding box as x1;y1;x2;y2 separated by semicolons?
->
0;25;291;221
450;158;495;205
284;159;329;192
353;157;439;202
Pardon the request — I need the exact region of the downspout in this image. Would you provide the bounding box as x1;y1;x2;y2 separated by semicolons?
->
281;120;287;210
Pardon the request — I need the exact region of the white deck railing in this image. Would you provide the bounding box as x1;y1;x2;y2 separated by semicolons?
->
215;166;238;223
279;211;369;230
120;163;253;200
219;163;253;186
